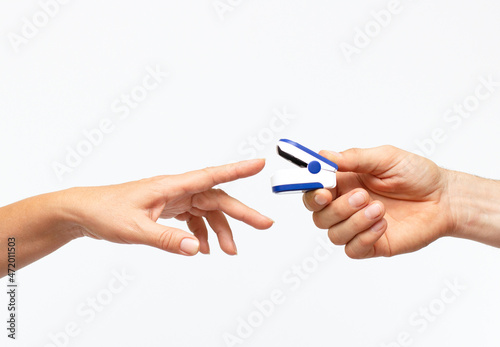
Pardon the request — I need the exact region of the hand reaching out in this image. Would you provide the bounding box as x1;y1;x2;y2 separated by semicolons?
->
69;159;274;256
0;159;274;276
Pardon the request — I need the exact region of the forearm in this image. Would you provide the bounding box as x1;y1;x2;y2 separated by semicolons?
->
0;190;83;277
445;169;500;247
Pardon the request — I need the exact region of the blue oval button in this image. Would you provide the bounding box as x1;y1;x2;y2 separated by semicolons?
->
308;161;321;174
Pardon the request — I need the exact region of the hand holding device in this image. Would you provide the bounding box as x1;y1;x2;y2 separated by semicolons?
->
302;146;458;259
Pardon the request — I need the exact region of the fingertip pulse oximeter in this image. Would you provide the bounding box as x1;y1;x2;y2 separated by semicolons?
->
271;139;338;194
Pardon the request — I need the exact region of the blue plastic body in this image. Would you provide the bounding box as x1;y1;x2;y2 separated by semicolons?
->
272;182;324;194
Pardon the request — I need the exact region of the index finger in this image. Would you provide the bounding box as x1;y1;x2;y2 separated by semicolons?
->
172;159;266;195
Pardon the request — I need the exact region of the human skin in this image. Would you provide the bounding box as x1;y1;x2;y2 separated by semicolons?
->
303;146;500;259
0;159;273;277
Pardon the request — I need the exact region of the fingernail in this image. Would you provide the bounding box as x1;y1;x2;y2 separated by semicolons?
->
266;216;275;224
315;194;328;206
365;204;382;220
348;192;366;208
180;238;200;256
371;220;385;233
327;151;342;157
233;241;238;255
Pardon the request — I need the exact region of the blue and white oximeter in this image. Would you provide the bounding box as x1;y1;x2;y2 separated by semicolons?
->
271;139;338;194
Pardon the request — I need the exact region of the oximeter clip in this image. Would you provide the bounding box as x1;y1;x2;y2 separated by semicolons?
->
271;139;338;194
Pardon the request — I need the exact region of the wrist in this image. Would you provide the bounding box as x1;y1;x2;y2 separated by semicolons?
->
444;169;500;246
0;189;85;272
44;188;86;241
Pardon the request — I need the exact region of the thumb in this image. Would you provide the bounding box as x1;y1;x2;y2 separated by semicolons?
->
139;218;200;256
319;145;402;175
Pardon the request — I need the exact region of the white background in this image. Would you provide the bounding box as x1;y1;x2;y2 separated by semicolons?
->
1;0;500;346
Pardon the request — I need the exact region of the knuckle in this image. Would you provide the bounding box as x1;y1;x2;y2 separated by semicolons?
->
356;235;373;249
350;213;370;231
141;175;166;187
349;147;361;155
381;144;397;152
312;212;328;229
328;228;344;246
158;229;174;251
326;202;343;221
345;246;362;259
189;208;206;217
346;236;375;259
213;188;227;197
201;167;212;176
349;218;365;232
192;192;210;209
200;167;217;185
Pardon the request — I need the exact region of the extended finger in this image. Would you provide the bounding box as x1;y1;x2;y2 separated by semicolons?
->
171;159;266;195
205;210;237;255
192;189;274;230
